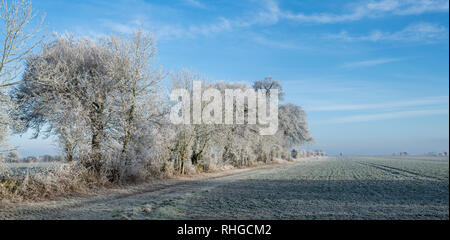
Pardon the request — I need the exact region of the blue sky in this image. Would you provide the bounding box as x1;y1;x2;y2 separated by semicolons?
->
8;0;449;156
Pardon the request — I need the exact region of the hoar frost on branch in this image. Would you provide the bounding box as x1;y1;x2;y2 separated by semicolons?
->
0;0;44;151
11;31;165;180
9;30;312;182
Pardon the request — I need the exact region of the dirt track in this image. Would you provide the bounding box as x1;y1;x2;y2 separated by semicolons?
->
1;157;448;220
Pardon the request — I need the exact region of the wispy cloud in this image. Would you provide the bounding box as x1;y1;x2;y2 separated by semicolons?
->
331;108;449;123
183;0;206;9
100;17;233;40
100;19;141;35
96;0;448;44
236;0;449;27
329;22;449;43
283;0;449;24
341;58;403;69
307;96;449;112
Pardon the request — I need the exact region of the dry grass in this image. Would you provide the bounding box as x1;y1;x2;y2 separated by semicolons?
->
0;154;303;203
0;163;112;203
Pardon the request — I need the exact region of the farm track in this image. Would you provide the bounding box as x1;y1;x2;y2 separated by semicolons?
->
0;162;287;220
0;156;448;220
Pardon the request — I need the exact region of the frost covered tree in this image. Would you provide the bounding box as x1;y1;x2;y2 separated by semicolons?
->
0;0;44;88
0;0;44;150
12;31;167;179
163;75;313;172
12;75;89;163
213;81;260;166
251;78;312;162
5;149;19;162
12;35;121;172
9;30;313;179
277;103;313;148
167;69;202;174
252;76;285;101
106;30;165;166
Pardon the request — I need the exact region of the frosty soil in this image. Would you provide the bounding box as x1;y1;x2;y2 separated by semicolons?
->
0;156;448;220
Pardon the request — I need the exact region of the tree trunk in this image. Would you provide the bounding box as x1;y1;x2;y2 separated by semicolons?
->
63;144;74;162
88;104;104;173
122;104;135;166
90;126;103;172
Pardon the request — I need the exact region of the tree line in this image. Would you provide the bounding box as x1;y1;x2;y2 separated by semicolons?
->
1;0;313;184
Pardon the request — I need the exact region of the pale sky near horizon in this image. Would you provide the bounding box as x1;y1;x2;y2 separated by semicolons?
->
6;0;450;157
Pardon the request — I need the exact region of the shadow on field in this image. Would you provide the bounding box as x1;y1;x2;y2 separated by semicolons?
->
182;178;449;219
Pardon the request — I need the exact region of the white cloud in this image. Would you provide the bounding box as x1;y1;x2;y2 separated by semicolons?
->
184;0;206;9
341;58;403;69
244;0;450;26
310;96;449;125
393;0;449;15
329;22;448;43
187;18;233;36
100;16;233;40
162;1;448;43
96;0;449;44
100;19;139;34
283;9;365;24
307;96;449;112
283;0;449;24
331;108;449;123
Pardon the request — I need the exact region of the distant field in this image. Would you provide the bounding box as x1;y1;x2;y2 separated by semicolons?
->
1;162;65;176
1;156;448;220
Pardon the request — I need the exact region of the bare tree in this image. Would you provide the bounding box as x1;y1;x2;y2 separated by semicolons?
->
0;0;44;87
0;0;44;150
252;76;285;100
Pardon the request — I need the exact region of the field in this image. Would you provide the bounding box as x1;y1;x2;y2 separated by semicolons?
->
0;156;448;220
1;162;65;176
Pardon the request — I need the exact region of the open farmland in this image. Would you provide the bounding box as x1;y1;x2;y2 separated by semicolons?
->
1;162;65;176
0;156;448;220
